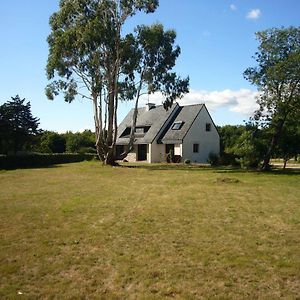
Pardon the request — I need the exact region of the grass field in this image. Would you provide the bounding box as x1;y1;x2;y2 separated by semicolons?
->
1;162;300;298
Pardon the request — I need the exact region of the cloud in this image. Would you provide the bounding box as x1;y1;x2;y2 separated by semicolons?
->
230;4;237;11
246;9;261;19
140;89;259;117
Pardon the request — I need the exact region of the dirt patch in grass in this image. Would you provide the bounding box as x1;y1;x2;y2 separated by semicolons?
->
216;177;241;183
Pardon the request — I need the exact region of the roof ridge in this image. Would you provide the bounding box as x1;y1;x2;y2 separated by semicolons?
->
179;103;204;107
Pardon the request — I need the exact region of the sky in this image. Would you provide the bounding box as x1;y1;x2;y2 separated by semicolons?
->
0;0;299;132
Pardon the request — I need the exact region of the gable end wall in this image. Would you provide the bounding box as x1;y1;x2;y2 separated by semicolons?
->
182;107;220;163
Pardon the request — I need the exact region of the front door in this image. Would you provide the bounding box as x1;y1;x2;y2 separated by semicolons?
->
137;144;147;161
165;144;174;162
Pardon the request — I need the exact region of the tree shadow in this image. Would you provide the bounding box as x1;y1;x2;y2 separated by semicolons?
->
0;164;63;171
119;163;300;175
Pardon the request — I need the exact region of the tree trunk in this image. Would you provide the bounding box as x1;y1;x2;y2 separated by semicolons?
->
104;148;118;166
261;118;286;171
283;158;288;169
118;70;145;161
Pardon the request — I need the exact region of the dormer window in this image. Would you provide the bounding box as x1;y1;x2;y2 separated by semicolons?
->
135;126;150;134
172;121;184;130
135;127;144;134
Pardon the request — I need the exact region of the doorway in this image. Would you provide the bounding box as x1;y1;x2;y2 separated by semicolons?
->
165;144;174;162
137;144;147;161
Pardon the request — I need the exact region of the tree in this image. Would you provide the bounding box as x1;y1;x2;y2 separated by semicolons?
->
64;130;95;153
39;131;66;153
46;0;189;165
218;125;246;154
232;127;267;169
244;27;300;170
274;117;300;168
0;95;40;154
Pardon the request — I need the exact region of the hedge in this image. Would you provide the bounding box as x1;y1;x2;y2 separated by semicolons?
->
0;153;97;170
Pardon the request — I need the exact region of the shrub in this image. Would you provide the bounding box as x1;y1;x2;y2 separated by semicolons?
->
0;153;96;170
219;152;240;166
78;147;97;154
208;152;220;166
184;159;190;164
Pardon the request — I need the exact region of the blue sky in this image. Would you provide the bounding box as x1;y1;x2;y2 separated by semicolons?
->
0;0;299;132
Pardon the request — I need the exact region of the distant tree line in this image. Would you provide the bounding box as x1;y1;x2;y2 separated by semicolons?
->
1;95;298;169
218;124;299;169
0;95;95;155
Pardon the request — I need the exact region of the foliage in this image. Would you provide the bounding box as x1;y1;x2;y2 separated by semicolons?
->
38;131;66;153
64;130;95;153
217;125;246;165
232;128;267;169
274;116;300;167
0;153;95;170
184;159;190;164
208;152;220;166
217;125;246;154
244;26;300;170
46;0;189;165
0;95;40;154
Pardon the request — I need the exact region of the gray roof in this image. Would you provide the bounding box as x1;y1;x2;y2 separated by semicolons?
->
116;103;178;145
161;104;204;143
116;103;205;145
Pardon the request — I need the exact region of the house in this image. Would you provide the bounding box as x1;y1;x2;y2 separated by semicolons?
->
116;102;220;163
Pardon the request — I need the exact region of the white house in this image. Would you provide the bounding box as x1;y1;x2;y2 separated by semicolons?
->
116;102;220;163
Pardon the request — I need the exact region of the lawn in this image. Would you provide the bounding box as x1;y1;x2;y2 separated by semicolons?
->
0;162;300;298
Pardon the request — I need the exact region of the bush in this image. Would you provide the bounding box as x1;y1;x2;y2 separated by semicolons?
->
78;147;97;154
208;152;220;166
236;156;260;169
184;159;190;164
0;153;96;170
219;152;240;166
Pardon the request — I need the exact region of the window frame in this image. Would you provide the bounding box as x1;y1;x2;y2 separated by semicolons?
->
135;127;144;134
171;121;184;130
193;143;199;153
205;123;211;132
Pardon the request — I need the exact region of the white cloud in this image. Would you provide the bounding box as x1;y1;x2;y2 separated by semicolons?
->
230;4;237;11
246;9;261;19
140;89;259;117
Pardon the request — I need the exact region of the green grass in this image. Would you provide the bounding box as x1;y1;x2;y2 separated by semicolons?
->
1;162;300;298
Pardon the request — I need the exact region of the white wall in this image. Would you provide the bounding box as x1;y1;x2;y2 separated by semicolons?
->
149;143;166;163
174;144;182;156
182;107;220;163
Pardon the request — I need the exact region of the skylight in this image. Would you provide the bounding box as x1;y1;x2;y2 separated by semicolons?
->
171;121;184;130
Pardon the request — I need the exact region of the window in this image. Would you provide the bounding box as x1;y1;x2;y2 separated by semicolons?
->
135;127;144;134
193;143;199;153
206;123;211;132
172;121;184;130
134;126;151;134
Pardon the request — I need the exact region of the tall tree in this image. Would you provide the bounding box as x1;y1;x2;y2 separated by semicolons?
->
244;27;300;170
46;0;189;165
0;95;40;154
275;116;300;168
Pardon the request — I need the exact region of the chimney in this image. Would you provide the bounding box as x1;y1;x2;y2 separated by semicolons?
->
146;103;156;111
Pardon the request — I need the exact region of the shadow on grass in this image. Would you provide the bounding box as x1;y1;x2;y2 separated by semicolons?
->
119;163;300;175
0;164;63;171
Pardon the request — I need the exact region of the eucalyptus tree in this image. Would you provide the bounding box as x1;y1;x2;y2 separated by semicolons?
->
46;0;189;165
244;27;300;170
